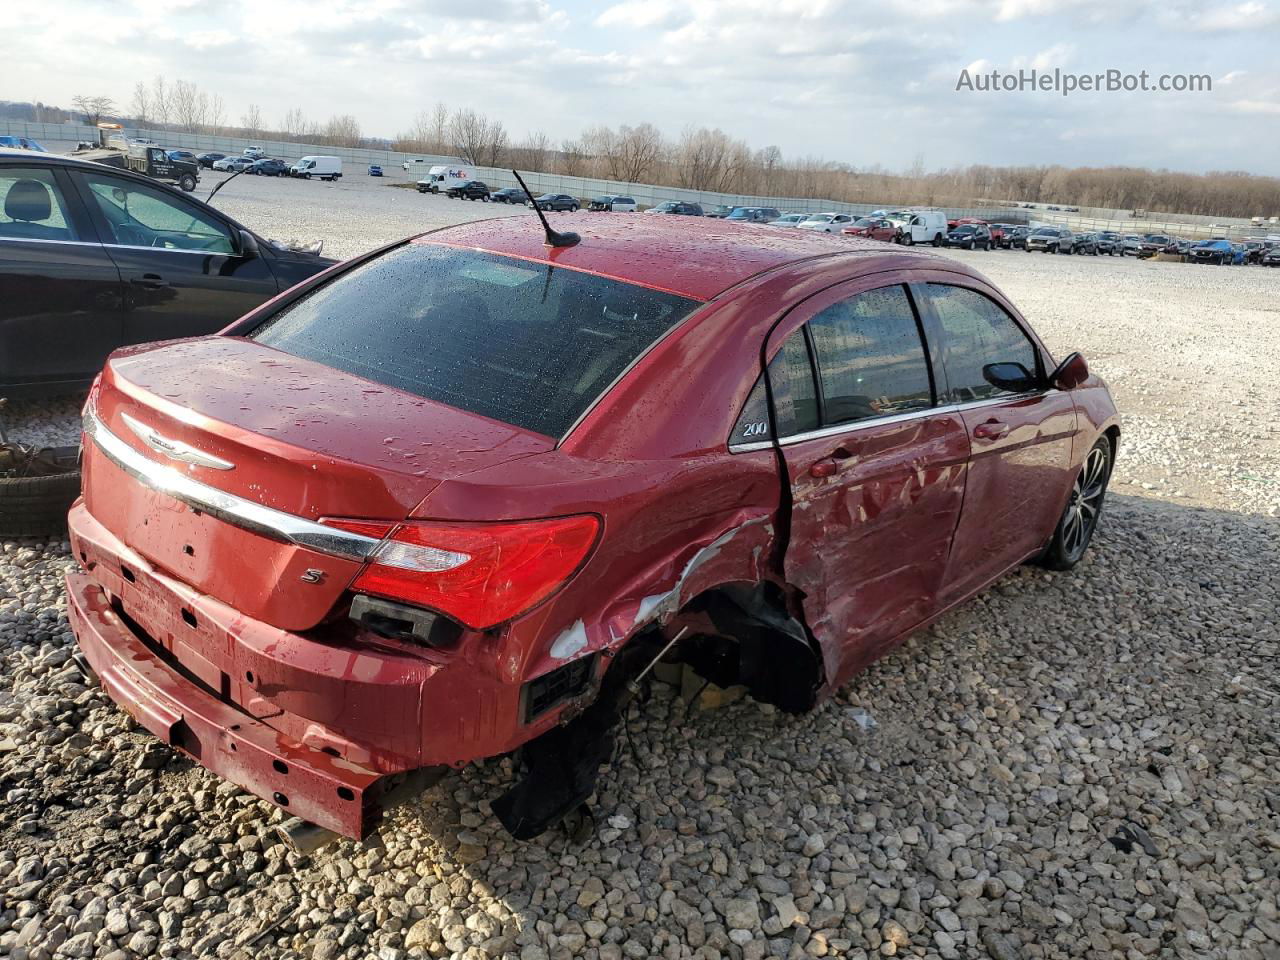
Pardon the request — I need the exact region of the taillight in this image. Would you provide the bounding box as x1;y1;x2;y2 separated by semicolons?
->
323;516;600;630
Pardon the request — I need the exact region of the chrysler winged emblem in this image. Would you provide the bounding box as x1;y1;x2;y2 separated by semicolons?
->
121;413;235;471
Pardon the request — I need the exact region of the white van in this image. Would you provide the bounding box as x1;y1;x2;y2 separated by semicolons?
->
416;165;470;194
291;156;342;181
897;210;947;246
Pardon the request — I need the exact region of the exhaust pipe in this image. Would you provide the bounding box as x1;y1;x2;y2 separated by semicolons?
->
276;817;341;855
70;651;97;682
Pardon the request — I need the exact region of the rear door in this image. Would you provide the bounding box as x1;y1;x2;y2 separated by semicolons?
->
764;278;969;685
918;282;1078;606
69;167;280;346
0;162;124;392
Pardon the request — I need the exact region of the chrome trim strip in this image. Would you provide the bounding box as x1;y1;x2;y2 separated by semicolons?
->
727;392;1048;453
0;237;229;255
84;411;382;563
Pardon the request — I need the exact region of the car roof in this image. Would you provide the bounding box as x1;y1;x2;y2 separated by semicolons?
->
418;214;908;301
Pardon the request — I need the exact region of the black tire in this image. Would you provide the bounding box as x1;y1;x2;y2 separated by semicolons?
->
178;174;196;192
1037;437;1111;571
902;232;914;246
0;471;81;538
932;234;942;247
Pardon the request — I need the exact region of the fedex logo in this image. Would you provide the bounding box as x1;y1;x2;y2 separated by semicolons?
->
448;168;468;179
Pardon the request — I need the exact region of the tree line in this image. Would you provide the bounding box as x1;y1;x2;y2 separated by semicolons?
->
4;94;1277;218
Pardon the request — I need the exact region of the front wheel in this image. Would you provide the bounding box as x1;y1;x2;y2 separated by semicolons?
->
178;174;196;192
901;232;914;246
1037;438;1111;571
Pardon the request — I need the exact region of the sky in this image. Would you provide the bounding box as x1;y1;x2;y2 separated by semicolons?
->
9;0;1280;175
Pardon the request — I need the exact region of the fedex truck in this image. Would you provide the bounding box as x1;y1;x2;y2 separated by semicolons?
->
416;165;470;194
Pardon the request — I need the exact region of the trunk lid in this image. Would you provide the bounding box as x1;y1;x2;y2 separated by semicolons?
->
84;336;553;630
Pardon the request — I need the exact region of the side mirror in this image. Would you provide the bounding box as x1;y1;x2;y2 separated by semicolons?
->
1050;352;1089;390
238;230;260;259
982;362;1038;393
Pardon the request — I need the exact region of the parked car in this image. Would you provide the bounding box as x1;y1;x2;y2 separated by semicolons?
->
645;200;703;216
0;136;47;152
0;148;335;397
1262;246;1280;267
1047;205;1061;211
987;223;1015;246
1073;233;1099;255
1138;234;1170;257
1096;231;1120;255
250;158;289;177
587;195;637;212
1026;226;1074;254
490;188;526;204
368;165;383;177
65;213;1118;844
725;207;782;224
1004;225;1031;250
1239;240;1265;264
243;146;266;159
953;218;995;245
895;210;948;246
1065;206;1080;212
530;193;579;212
942;224;992;250
842;217;899;243
1120;235;1143;256
1190;239;1236;265
214;156;255;173
196;152;226;169
167;150;198;164
704;204;734;218
446;180;491;201
291;156;342;181
768;213;809;228
797;212;855;233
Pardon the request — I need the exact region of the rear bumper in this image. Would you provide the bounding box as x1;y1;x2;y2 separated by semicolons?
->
66;567;387;838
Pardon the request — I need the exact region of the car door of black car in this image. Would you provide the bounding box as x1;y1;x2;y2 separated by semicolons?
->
69;168;280;348
0;163;125;394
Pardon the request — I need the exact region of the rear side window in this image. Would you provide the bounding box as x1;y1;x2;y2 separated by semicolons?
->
253;245;698;438
731;330;819;446
808;285;933;425
0;167;78;242
926;284;1039;403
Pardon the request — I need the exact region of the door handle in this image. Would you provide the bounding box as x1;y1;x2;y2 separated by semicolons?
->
130;275;169;289
973;419;1010;440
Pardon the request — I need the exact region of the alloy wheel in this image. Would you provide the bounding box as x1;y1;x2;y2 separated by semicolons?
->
1061;445;1108;558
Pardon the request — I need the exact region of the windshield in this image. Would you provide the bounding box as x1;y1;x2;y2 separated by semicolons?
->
1033;227;1058;236
252;246;699;438
803;214;834;223
726;208;755;219
953;225;976;234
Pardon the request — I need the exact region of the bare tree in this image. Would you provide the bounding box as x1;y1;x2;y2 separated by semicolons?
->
206;94;226;134
149;77;170;128
510;131;552;172
130;83;151;126
71;94;116;126
674;126;750;192
169;80;205;132
323;114;361;147
558;138;587;176
241;103;263;137
449;109;507;166
589;123;664;183
281;107;310;139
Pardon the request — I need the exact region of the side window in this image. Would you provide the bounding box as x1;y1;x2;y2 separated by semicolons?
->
807;285;933;425
80;173;235;254
731;330;819;446
0;168;78;242
927;284;1040;403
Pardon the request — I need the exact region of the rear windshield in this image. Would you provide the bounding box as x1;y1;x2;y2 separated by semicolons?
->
252;245;698;438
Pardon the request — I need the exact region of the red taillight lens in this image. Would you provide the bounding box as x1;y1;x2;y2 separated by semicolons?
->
324;515;600;630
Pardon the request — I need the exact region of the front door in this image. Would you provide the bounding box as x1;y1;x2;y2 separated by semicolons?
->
919;282;1079;605
70;169;278;347
768;279;970;686
0;164;123;392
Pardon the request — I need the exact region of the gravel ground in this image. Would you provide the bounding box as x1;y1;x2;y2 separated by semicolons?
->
2;196;1278;960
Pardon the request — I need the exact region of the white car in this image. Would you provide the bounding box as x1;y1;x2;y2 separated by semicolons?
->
609;195;637;213
796;212;855;233
243;146;266;159
767;213;808;228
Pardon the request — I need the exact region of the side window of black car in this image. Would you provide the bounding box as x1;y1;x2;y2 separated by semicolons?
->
81;173;235;254
927;284;1041;403
807;285;934;425
0;167;79;242
731;330;819;446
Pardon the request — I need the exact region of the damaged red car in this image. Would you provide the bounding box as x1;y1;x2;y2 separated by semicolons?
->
66;214;1119;842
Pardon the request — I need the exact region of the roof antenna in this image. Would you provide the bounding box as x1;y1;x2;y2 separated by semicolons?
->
512;170;579;248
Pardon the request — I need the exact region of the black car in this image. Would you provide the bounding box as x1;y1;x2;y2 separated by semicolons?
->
1239;240;1265;264
1003;225;1031;249
530;193;579;212
1263;247;1280;268
1073;232;1099;255
646;200;704;216
446;180;491;201
704;204;733;218
724;206;782;224
250;158;289;177
490;188;525;204
941;223;992;250
0;149;335;396
1096;231;1120;255
196;152;226;169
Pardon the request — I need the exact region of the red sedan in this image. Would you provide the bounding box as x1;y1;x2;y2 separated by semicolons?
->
66;215;1119;841
841;216;899;242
